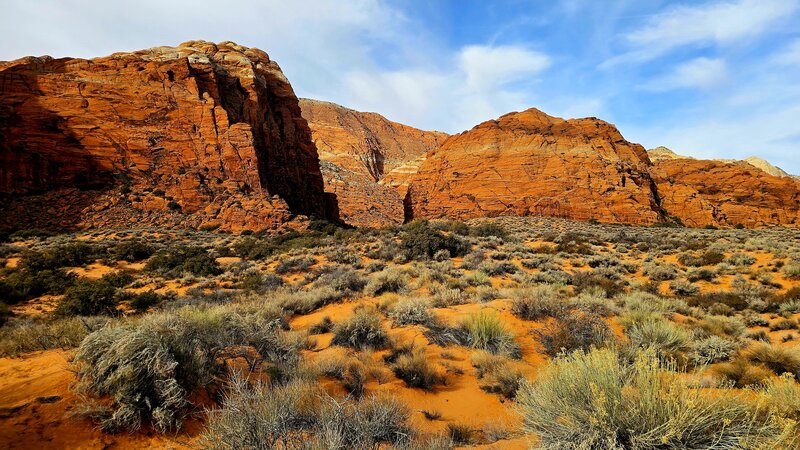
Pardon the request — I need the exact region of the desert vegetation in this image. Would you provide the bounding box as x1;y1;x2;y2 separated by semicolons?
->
3;217;800;448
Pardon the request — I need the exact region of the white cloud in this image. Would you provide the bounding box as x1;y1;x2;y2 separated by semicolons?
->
605;0;798;65
773;38;800;65
641;57;729;91
458;45;551;90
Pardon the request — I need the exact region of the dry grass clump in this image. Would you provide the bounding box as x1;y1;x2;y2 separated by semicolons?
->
73;302;296;433
743;342;800;378
202;377;416;449
366;267;409;296
0;316;108;357
459;309;519;357
509;285;565;321
536;311;613;357
391;347;446;390
625;319;691;361
517;348;796;449
389;297;434;326
331;307;390;350
471;351;525;398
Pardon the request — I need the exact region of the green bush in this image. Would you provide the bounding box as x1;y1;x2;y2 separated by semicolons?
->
517;348;794;449
145;246;221;277
401;220;469;260
470;223;507;239
0;268;76;304
20;242;99;272
130;291;164;312
275;256;316;274
459;310;518;356
112;240;155;262
56;278;119;316
331;308;390;350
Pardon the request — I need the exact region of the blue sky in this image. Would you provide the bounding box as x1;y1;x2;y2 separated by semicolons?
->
2;0;799;173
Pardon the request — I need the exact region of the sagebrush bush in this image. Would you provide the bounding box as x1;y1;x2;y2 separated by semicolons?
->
331;307;390;350
517;348;795;449
202;378;414;450
275;255;316;274
73;302;295;432
510;285;565;321
626;319;690;359
366;267;409;296
389;297;434;326
744;342;800;378
315;266;367;296
536;311;613;357
471;351;524;398
459;310;518;356
112;240;155;262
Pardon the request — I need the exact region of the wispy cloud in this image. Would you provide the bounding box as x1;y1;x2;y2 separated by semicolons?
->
640;57;729;91
459;45;551;90
604;0;798;66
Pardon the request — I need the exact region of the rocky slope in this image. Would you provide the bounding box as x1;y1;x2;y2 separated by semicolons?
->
648;146;687;161
299;99;447;226
406;108;664;224
651;158;800;227
0;41;334;231
742;156;791;178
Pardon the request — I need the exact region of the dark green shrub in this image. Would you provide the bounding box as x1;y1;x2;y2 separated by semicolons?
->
20;242;98;272
57;279;118;316
237;271;284;293
0;268;76;304
275;256;316;274
400;220;469;260
689;291;748;311
0;302;9;326
145;246;221;277
470;223;507;239
112;240;155;262
130;291;164;312
100;271;136;288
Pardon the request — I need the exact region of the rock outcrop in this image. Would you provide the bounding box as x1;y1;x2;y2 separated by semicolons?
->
0;41;334;232
648;146;688;161
406;108;663;224
299;99;446;226
652;158;800;227
742;156;791;178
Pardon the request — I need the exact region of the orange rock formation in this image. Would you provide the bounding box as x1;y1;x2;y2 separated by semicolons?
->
0;41;334;231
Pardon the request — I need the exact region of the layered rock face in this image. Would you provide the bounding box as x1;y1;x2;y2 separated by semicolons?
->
299;98;446;226
652;158;800;227
0;41;333;231
407;108;663;224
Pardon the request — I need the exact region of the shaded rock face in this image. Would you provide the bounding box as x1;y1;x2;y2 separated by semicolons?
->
0;41;333;231
407;108;663;225
652;159;800;228
299;98;446;227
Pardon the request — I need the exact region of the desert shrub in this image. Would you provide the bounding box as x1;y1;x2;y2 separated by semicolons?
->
770;316;798;331
100;270;136;288
73;302;296;432
20;242;99;272
697;315;746;339
714;358;775;388
480;261;518;276
783;260;800;279
112;240;156;262
0;302;9;326
688;291;748;311
470;223;507;239
202;377;413;450
536;311;613;357
430;287;468;307
392;348;445;390
366;267;409;296
669;279;700;297
331;308;390;350
459;310;518;356
275;256;316;274
626;320;690;359
129;290;164;312
8;229;54;240
678;250;725;267
309;316;334;335
517;348;793;449
567;291;619;317
400;220;469;260
389;297;433;326
744;342;800;378
238;270;284;293
145;246;221;277
56;278;119;316
274;287;341;315
687;268;716;282
689;335;739;366
471;351;524;398
510;285;565;321
315;266;367;296
643;262;679;281
0;316;108;357
571;271;624;298
727;253;756;266
326;247;361;266
0;268;75;304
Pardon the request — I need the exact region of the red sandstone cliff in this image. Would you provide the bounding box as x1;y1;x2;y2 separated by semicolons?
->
0;41;334;231
406;108;663;224
299;98;446;226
